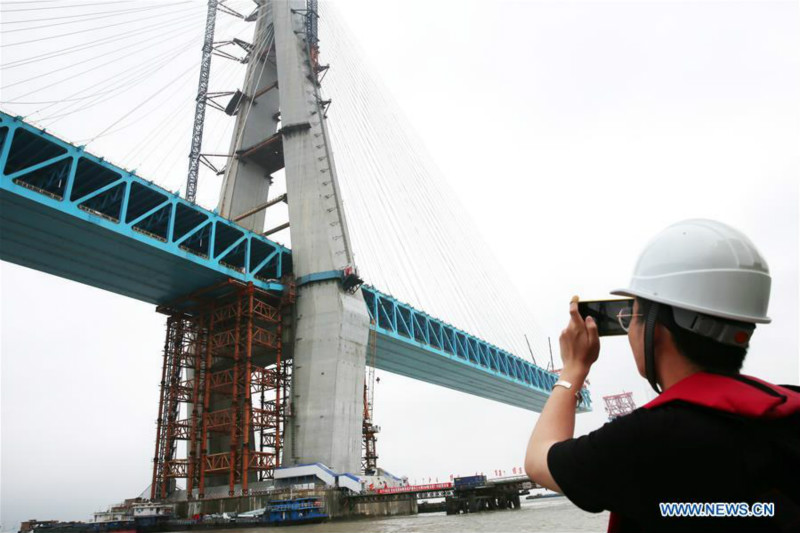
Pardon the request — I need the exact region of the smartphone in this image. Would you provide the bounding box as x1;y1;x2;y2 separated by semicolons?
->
577;298;634;337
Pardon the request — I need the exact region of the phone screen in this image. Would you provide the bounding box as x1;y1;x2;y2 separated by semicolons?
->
577;298;634;337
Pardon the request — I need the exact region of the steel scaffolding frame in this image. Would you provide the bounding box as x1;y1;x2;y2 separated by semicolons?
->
603;392;636;420
151;279;294;500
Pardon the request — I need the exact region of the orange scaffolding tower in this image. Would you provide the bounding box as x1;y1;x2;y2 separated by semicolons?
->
151;279;294;500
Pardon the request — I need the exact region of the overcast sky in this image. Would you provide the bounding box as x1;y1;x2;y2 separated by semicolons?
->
2;1;799;531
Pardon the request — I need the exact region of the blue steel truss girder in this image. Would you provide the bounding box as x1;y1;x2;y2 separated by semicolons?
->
363;286;592;412
0;111;590;413
0;111;290;303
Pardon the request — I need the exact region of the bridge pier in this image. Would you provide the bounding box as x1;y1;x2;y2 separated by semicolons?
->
216;0;371;476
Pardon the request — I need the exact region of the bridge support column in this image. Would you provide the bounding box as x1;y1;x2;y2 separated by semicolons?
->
283;282;369;473
270;0;370;475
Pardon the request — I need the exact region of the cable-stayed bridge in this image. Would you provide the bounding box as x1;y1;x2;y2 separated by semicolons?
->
0;0;590;503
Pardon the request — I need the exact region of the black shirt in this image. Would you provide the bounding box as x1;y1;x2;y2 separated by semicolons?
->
548;402;800;532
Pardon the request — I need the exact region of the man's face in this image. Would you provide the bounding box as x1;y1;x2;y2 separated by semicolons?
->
628;299;646;377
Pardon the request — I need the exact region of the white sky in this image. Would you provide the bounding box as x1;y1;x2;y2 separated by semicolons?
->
1;1;799;530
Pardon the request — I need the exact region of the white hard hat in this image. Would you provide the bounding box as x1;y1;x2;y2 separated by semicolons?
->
611;219;771;324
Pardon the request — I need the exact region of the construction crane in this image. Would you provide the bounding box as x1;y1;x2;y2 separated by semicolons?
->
184;0;258;202
362;324;379;475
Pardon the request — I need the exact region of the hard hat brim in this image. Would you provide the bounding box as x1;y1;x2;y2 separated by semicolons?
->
610;287;772;324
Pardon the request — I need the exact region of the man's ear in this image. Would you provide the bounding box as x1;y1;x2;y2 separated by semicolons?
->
654;323;674;349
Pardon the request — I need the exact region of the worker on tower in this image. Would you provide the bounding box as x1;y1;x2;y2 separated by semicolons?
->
525;219;800;532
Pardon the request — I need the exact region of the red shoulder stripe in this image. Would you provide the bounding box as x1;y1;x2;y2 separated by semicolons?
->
642;372;800;419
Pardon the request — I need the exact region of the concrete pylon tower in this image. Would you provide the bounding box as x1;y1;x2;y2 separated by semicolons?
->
218;0;370;474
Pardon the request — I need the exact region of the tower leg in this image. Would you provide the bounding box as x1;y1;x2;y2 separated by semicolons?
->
286;283;368;472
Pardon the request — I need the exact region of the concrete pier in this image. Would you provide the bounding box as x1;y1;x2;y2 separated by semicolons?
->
271;0;370;474
212;0;371;476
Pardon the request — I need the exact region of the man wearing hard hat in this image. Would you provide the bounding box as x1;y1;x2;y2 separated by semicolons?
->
525;219;800;532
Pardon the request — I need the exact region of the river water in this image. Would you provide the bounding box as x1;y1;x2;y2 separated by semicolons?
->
206;497;608;533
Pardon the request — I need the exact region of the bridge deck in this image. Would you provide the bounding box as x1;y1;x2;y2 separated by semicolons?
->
363;288;590;411
0;111;590;413
0;112;291;301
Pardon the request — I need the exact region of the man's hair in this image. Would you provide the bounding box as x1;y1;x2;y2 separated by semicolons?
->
635;298;749;375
